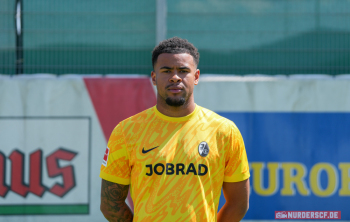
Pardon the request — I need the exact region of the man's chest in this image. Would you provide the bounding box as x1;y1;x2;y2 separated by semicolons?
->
128;129;225;178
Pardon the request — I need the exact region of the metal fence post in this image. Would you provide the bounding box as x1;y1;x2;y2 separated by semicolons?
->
15;0;23;75
156;0;167;45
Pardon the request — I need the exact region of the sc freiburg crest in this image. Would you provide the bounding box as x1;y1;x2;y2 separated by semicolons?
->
198;141;209;157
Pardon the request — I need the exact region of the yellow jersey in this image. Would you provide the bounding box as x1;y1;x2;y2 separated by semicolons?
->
100;105;250;222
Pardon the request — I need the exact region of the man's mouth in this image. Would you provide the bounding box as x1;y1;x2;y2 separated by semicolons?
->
167;85;183;93
169;89;182;93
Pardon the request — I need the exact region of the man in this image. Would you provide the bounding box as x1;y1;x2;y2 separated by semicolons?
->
100;37;250;222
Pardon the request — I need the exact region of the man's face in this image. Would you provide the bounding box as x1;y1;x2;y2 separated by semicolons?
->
151;53;199;107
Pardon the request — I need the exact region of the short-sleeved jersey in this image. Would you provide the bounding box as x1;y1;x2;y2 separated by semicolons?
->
100;105;250;222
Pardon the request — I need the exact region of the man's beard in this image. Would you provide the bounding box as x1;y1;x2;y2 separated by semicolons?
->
165;97;186;107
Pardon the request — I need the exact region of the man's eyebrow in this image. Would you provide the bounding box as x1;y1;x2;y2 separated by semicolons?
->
160;66;173;70
159;66;190;70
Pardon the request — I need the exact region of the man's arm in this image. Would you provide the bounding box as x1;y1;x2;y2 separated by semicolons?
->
100;179;133;222
217;178;250;222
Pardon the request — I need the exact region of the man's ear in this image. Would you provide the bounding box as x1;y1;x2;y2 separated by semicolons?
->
151;71;157;86
194;69;200;85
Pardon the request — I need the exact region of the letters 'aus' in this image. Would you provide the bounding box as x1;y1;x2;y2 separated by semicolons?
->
0;148;77;198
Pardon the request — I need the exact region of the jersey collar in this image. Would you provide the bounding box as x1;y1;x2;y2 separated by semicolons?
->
153;104;199;122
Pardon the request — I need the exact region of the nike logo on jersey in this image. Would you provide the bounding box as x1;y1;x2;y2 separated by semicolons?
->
142;146;159;154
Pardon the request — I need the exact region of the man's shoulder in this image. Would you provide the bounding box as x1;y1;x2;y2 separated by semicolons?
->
197;106;238;132
198;106;235;124
113;106;156;133
107;107;155;146
120;106;155;124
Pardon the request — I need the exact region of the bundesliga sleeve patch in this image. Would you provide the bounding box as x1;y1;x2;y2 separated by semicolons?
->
102;147;110;166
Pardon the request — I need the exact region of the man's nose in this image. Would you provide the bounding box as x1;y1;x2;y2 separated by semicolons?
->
169;72;182;82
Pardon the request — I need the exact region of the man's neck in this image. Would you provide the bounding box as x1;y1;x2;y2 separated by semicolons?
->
156;97;196;117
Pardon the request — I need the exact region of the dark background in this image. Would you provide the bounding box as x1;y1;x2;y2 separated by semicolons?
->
1;0;350;75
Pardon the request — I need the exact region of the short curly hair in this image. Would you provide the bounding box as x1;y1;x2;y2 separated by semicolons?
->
152;37;200;69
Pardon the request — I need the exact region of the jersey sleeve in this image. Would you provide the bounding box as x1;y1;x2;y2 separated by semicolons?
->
224;123;250;182
99;123;131;185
